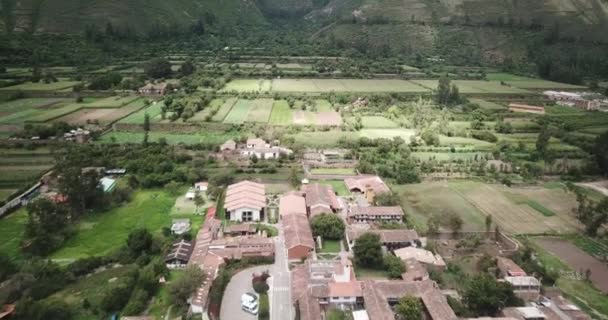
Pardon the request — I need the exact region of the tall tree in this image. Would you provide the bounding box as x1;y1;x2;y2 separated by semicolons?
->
463;274;521;316
536;124;552;159
593;130;608;176
436;76;451;105
395;295;423;320
354;233;383;268
288;166;300;188
168;265;205;307
144;58;172;79
311;214;345;240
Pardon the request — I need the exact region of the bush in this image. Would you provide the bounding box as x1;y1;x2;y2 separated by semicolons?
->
471;130;498;143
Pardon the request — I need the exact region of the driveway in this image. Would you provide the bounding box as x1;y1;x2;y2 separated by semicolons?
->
220;265;271;320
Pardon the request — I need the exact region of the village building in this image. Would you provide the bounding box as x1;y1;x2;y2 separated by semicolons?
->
63;128;90;143
497;257;527;277
223;223;257;236
224;181;266;222
394;247;446;271
185;188;196;200
171;219;191;235
279;193;308;218
502;276;542;301
282;209;315;260
246;138;267;149
220;139;237;151
241;146;292;160
401;257;430;282
543;91;601;111
194;181;208;192
208;235;274;259
165;240;193;269
301;183;341;218
508;103;546;115
138;82;168;96
348;206;404;223
346;225;420;251
344;175;389;203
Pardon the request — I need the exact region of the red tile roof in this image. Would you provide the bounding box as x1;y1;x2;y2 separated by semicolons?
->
282;213;315;250
225;181;266;211
302;183;341;215
344;175;389;194
328;281;362;298
280;194;307;217
349;206;404;217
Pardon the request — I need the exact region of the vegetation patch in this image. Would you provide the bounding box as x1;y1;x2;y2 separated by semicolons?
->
269;100;293;125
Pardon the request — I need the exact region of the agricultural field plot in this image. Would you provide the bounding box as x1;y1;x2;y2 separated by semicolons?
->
315;112;342;126
0;208;27;259
275;63;312;70
359;128;416;141
412;80;531;94
269;100;293;125
410;152;489;162
0;81;81;91
118;101;164;124
223;99;253;124
272;79;324;92
211;98;238;122
270;79;430;93
505;80;587;89
485;72;537;81
99;131;240;145
53;101;144;125
189;98;224;122
361;116;399;128
222;79;272;92
0;98;66;117
245;99;274;123
293;110;316;125
439;135;494;148
0;166;53;189
535;238;608;294
450;181;580;234
314;99;333;112
468;98;505;110
84;95;140;108
310;168;356;175
286;131;354;147
25;104;84;123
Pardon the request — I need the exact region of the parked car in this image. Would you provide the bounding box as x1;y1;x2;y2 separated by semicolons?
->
241;292;259;315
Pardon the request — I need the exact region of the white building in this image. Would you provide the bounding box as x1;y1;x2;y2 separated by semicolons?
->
195;181;208;192
224;181;266;222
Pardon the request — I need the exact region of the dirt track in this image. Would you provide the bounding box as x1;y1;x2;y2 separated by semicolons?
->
535;238;608;294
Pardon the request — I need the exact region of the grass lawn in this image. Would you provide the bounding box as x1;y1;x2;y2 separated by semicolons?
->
0;81;81;91
0;208;27;261
269;100;293;125
0;189;17;202
51;190;176;262
361;116;399;128
315;180;350;196
319;239;341;253
354;265;389;280
310;168;356;175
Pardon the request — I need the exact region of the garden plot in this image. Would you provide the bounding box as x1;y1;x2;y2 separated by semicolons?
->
212;98;238;122
246;99;274;123
118;101;164;124
315;112;342;126
53;101;144;125
223;99;253;124
0;81;81;91
314;99;333;112
269;100;293;125
292;111;315;125
189;98;225;122
84;95;140;108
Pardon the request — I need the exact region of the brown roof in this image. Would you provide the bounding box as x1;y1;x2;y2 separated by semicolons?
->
349;206;404;217
347;228;419;244
223;223;256;234
225;181;266;211
328;281;362;297
302;183;341;214
344;175;389;194
280;194;307;217
401;258;429;282
497;257;527;277
221;140;236;150
282;213;315;250
298;289;322;320
247;138;267;148
362;280;457;320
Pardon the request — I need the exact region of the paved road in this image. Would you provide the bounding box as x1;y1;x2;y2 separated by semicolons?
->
220;265;270;320
270;229;293;320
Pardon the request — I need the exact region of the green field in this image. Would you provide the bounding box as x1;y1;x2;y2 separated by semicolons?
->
319;239;341;253
0;166;53;188
0;98;66;115
246;99;274;123
269;100;293;125
412;80;531;94
25;104;83;122
84;95;140;108
359;128;416;140
287;131;354;147
486;72;537;81
118;101;164;124
316;180;350;196
315;99;333;112
469;98;505;110
411;152;488;162
361;116;399;128
51;190;176;262
0;208;27;260
189;98;225;122
222;79;272;92
0;81;81;91
212;98;237;122
223;99;253;124
506;80;587;89
99;131;240;145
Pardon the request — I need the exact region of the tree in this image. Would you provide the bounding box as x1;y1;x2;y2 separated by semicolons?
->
395;295;422;320
127;228;154;257
194;190;205;214
384;254;406;279
311;214;345;240
168;265;204;307
57;167;104;216
437;76;451;105
353;233;383;268
375;192;400;206
164;181;181;196
593;130;608;176
143;113;150;132
536;124;552;159
463;274;521;316
144;58;172;79
447;213;463;235
485;215;493;233
23;198;71;255
180;59;196;76
288;166;301;188
421;129;439;146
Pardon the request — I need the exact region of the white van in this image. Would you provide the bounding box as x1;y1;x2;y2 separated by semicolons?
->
241;292;259;315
